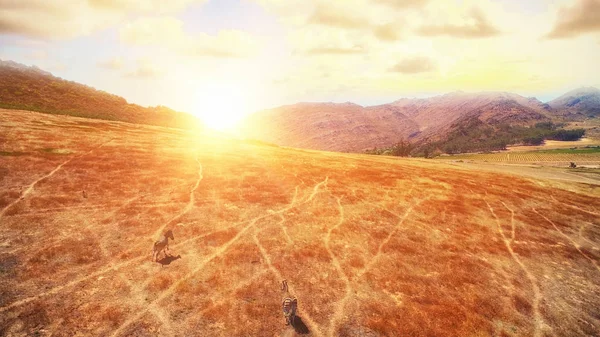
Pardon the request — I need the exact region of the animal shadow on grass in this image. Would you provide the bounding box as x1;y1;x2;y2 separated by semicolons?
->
291;316;310;335
158;254;181;266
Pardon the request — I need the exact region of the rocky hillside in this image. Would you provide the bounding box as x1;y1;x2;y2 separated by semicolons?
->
238;102;420;152
240;91;566;152
547;87;600;119
0;60;202;129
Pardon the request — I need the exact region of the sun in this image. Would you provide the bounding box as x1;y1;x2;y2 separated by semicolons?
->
194;84;248;132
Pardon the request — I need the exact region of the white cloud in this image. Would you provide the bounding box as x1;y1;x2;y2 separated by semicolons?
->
124;59;162;78
120;17;260;58
0;0;208;39
417;7;500;38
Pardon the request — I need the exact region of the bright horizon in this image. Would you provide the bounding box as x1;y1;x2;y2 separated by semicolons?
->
1;0;599;130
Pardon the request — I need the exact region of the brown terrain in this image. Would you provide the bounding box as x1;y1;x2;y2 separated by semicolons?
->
1;108;599;337
0;60;202;130
3;60;598;155
239;89;600;153
237;102;420;152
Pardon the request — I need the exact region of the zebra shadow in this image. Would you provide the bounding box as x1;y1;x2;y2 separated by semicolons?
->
157;254;181;266
291;316;310;335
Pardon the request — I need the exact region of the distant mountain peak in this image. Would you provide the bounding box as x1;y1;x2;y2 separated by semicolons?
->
547;86;600;117
567;86;600;95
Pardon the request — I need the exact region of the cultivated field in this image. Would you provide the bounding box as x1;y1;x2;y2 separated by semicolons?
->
507;138;600;152
1;108;599;337
440;148;600;167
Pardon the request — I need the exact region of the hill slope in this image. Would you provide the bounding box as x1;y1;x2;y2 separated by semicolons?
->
0;60;201;129
0;108;599;336
238;102;420;152
548;87;600;118
241;91;558;152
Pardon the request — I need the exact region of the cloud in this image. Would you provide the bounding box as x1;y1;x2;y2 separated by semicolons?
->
120;17;259;58
374;23;402;41
308;4;369;30
546;0;600;39
88;0;207;12
254;1;411;43
417;7;500;38
305;46;366;55
120;17;184;45
97;57;124;70
0;0;207;39
373;0;429;9
390;56;436;74
288;24;374;57
307;3;407;41
124;60;162;79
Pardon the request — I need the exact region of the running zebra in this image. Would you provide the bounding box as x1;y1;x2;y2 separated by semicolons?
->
153;229;174;262
281;280;298;326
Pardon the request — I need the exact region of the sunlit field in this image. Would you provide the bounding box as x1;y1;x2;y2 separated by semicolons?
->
440;148;600;167
1;108;599;337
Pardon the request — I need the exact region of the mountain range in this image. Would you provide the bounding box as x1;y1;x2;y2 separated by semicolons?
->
1;60;598;154
239;88;600;153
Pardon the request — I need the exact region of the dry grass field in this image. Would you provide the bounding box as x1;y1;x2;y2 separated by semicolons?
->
439;150;600;168
1;108;599;337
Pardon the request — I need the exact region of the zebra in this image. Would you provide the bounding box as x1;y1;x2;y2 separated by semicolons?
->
152;229;174;262
281;280;298;326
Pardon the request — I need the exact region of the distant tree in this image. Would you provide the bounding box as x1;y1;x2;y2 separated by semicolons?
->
390;139;414;157
523;135;545;146
534;122;556;130
549;129;585;141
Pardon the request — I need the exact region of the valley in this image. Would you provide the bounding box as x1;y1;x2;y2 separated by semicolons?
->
1;108;599;336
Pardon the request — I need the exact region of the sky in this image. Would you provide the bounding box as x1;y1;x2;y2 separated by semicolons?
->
1;0;600;130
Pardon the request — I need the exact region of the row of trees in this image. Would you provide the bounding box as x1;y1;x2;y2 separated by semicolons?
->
367;121;586;157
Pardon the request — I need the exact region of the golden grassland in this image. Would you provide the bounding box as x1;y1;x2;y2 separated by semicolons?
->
0;108;599;337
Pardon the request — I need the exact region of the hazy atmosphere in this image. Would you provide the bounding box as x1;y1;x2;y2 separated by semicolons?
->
1;0;600;129
1;1;599;337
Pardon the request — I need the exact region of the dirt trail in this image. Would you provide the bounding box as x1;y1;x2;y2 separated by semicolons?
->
98;234;175;337
253;228;322;337
550;196;600;216
501;202;517;243
485;199;546;337
322;194;424;336
152;157;203;240
0;217;245;315
0;253;146;313
249;181;328;337
358;201;419;278
579;223;599;248
3;108;600;336
110;179;329;337
533;208;600;272
0;139;113;220
325;196;352;337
